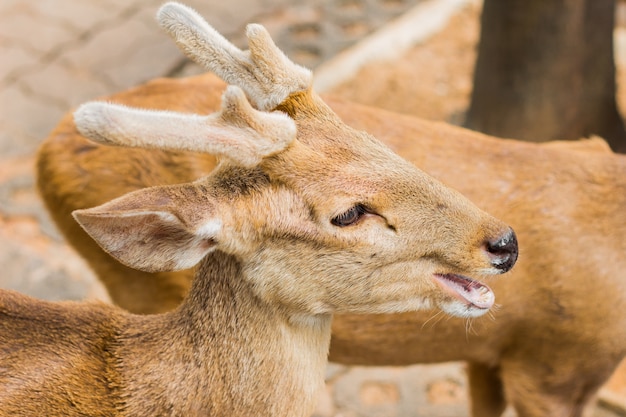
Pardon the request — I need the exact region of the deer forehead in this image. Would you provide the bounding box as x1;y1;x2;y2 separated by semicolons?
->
270;143;436;210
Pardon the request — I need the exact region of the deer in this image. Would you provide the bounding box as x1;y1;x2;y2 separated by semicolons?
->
33;2;623;417
1;2;518;416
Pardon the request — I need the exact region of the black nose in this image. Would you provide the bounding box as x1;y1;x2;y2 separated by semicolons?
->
486;229;518;273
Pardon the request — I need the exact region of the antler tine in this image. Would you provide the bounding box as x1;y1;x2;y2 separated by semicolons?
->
157;2;312;111
74;86;296;168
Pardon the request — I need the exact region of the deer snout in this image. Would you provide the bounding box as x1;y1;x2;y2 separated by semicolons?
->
485;228;518;273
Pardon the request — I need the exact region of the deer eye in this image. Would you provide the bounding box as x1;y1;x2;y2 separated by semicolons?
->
331;204;369;227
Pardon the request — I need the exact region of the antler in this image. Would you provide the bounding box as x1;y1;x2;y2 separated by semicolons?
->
157;2;312;111
74;86;296;168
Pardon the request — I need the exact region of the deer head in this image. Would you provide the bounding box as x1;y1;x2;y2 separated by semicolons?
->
72;2;517;320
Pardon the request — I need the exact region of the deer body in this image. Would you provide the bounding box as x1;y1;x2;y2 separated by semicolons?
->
0;254;328;416
5;3;516;416
38;67;626;417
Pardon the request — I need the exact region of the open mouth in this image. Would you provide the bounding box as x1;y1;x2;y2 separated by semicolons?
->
433;273;494;310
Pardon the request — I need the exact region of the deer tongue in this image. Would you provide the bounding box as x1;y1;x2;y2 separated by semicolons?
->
434;274;494;310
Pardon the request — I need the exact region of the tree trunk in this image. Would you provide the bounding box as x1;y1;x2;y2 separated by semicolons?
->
465;0;626;153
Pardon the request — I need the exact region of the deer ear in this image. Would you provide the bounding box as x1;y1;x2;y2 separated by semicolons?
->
73;184;221;272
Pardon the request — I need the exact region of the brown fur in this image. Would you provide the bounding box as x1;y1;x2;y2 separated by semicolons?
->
4;4;516;414
36;71;626;417
0;254;329;416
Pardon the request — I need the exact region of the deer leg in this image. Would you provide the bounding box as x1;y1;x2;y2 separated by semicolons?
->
467;362;506;417
499;357;607;417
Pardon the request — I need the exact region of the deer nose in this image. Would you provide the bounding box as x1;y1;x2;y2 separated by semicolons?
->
486;228;518;273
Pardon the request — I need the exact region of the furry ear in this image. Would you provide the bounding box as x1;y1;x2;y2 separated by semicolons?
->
73;184;221;272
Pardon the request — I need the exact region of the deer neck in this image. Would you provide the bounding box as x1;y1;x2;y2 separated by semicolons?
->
117;251;331;417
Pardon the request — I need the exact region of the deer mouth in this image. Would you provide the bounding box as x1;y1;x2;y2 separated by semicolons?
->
433;273;494;310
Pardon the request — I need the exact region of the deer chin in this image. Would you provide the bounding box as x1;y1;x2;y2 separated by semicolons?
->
433;273;494;317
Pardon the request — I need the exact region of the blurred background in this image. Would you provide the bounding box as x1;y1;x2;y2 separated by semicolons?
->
2;0;626;415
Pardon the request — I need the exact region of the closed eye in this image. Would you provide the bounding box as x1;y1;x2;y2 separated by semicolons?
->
331;204;369;227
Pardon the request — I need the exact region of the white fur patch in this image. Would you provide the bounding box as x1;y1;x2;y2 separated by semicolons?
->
196;219;222;239
439;300;490;318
